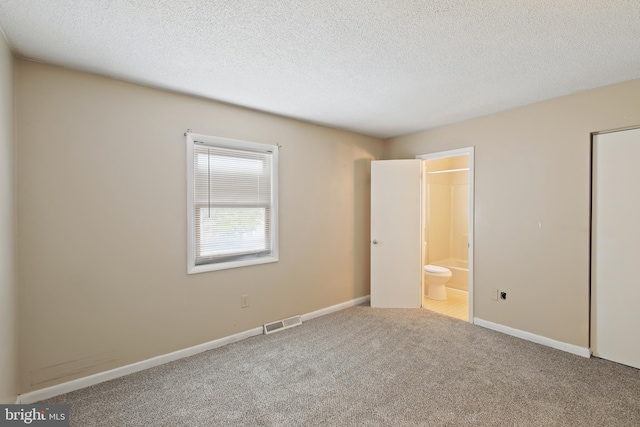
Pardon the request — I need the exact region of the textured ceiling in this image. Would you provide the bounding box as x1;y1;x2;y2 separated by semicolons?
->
1;1;639;138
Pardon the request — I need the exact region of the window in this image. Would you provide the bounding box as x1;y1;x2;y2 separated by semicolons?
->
186;133;278;273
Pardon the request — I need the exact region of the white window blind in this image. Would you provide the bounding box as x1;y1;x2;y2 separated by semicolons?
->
187;133;278;273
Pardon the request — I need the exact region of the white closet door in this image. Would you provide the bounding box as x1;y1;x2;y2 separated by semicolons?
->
592;127;640;369
370;159;422;308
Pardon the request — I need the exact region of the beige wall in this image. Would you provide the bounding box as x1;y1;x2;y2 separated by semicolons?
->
0;30;18;403
16;60;383;393
386;78;640;348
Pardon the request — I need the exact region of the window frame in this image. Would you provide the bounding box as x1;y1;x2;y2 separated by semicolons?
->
186;132;279;274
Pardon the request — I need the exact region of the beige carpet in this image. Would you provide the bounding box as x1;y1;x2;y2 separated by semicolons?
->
41;305;640;426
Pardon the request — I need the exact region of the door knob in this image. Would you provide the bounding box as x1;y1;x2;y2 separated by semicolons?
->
372;239;379;245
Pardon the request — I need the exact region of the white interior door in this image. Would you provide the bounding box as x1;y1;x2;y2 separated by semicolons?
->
370;159;422;308
592;127;640;369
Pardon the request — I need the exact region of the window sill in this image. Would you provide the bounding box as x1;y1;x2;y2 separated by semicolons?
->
187;255;278;274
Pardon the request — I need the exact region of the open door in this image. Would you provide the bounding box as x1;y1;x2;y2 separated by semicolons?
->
370;159;422;308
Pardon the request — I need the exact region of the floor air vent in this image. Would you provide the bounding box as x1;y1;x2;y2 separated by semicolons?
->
263;315;302;335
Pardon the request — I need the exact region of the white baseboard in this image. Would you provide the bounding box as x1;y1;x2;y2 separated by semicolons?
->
17;326;263;404
17;295;370;404
474;317;591;358
301;295;370;322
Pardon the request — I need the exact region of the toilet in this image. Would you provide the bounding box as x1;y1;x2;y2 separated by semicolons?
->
424;264;452;301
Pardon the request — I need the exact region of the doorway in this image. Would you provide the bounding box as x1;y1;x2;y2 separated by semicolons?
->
417;148;474;323
369;149;474;320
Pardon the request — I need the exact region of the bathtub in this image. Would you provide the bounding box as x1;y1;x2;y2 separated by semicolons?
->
431;258;468;291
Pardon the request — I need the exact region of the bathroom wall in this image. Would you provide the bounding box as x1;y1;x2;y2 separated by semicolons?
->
425;156;469;265
450;169;469;262
16;59;383;393
425;161;452;263
385;77;640;348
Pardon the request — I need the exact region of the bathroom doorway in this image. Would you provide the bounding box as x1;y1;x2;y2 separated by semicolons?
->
417;148;474;322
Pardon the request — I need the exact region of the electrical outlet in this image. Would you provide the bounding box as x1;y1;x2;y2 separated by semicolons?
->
490;288;498;301
241;294;250;308
500;291;507;300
